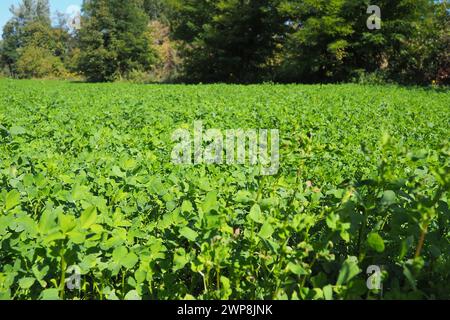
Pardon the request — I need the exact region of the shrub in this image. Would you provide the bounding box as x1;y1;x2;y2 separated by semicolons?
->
16;46;68;79
124;69;154;84
350;70;390;86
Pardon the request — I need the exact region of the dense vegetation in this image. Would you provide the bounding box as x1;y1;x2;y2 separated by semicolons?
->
0;80;448;300
0;0;449;84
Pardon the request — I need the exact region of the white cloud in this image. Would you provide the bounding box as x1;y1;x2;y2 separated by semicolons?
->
66;4;81;17
65;5;81;30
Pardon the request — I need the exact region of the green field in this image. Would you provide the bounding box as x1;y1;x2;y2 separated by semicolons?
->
0;80;449;300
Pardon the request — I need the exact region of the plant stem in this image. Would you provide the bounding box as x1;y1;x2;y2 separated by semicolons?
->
415;224;428;258
59;249;67;300
216;268;220;292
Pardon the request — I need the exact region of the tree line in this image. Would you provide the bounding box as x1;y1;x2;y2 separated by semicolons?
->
0;0;448;85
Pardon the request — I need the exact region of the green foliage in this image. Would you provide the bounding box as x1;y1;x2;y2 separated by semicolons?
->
276;0;445;84
16;46;68;79
144;0;175;22
368;0;449;85
1;21;21;76
21;21;68;58
0;0;70;79
1;0;449;84
122;69;154;84
0;80;448;300
350;70;390;85
171;0;287;83
77;0;157;82
389;1;450;85
147;20;182;82
278;0;355;82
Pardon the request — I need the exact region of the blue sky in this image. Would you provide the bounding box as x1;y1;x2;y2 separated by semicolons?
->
0;0;82;33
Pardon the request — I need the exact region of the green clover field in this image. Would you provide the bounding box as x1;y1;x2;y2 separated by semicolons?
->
0;80;448;300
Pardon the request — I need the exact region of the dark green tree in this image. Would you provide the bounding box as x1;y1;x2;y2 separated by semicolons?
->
0;40;5;75
385;0;449;84
349;0;439;84
277;0;354;82
144;0;174;22
277;0;440;84
78;0;157;82
1;21;21;76
171;0;287;83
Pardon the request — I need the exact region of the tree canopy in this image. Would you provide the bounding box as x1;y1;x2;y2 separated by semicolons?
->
77;0;156;82
1;0;448;84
